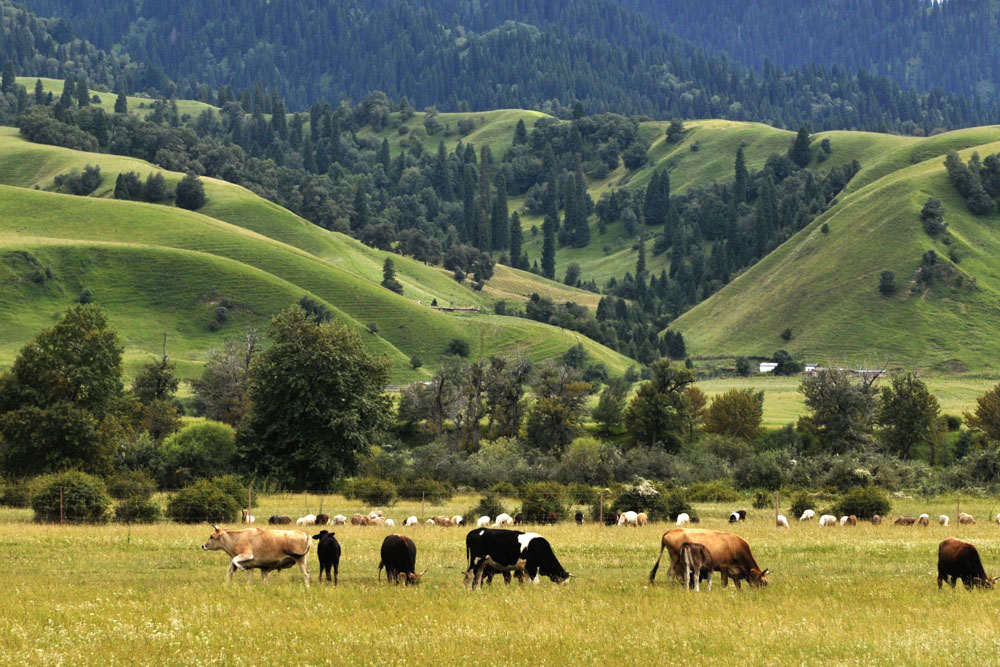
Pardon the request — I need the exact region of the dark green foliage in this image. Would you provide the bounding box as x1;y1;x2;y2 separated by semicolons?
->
920;197;946;236
833;486;891;520
520;481;568;522
525;364;592;455
166;479;240;523
297;295;333;324
381;257;403;294
789;493;814;520
735;357;751;377
780;327;792;342
877;374;940;460
541;213;557;279
621;140;649;170
878;270;896;296
1;60;14;94
772;349;803;375
562;343;588;369
53;164;102;195
113;171;142;200
142;172;169;203
666;118;685;143
0;478;37;507
175;172;206;210
687;480;739;503
114;91;128;114
396;478;453;503
800;369;875;454
105;470;156;500
210;474;254;509
31;470;111;523
345;477;398;505
734;451;786;490
788;125;812;167
446;338;470;357
114;497;161;523
613;479;670;520
77;288;93;304
593;377;629;434
625;359;693;451
410;355;422;370
160;421;237;488
469;493;505;521
945;151;995;215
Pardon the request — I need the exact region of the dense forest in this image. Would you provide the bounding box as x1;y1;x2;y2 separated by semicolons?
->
628;0;1000;105
5;0;995;132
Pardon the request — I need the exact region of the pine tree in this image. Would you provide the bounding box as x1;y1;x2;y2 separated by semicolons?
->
1;61;15;94
114;90;128;114
113;173;130;200
34;79;45;105
491;174;509;250
432;140;451;199
377;138;390;168
636;222;647;278
542;214;557;279
509;212;524;269
789;125;812;168
76;77;90;107
350;182;370;231
734;147;748;204
59;77;75;108
513;118;528;145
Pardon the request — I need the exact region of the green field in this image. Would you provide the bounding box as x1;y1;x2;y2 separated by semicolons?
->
4;493;1000;664
17;77;218;119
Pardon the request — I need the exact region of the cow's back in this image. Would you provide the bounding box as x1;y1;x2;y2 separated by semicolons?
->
664;529;757;572
939;537;988;580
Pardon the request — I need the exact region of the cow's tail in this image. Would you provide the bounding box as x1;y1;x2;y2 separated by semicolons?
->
649;539;667;584
378;560;384;582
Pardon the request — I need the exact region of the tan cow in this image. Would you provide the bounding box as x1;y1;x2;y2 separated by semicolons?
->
201;525;311;587
636;512;649;526
649;528;769;589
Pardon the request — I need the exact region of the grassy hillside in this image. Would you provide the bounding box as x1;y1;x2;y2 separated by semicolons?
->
17;77;217;119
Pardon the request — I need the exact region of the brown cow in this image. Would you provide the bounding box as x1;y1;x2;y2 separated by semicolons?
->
937;537;994;590
431;515;452;527
636;512;649;526
959;512;976;525
871;515;882;525
201;525;311;586
674;541;714;592
894;516;916;526
649;529;768;589
350;513;363;525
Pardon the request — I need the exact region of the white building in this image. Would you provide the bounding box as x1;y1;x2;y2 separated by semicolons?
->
759;362;778;373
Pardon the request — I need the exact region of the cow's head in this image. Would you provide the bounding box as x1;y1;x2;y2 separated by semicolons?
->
312;530;331;541
975;575;996;589
202;524;224;551
749;568;770;588
404;570;427;586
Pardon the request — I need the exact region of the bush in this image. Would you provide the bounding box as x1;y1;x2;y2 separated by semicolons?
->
106;470;157;500
446;338;470;357
166;479;241;523
752;490;771;509
614;478;670;520
566;483;598;505
789;493;814;519
31;471;111;523
114;497;161;523
687;480;739;503
160;421;237;487
345;477;398;506
0;478;38;507
734;451;786;490
397;478;453;503
211;474;254;508
175;172;207;210
833;486;891;520
663;488;692;521
468;493;505;521
488;482;518;498
521;482;568;522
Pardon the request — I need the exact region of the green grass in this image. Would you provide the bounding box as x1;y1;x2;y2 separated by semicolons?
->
17;77;217;119
4;493;1000;664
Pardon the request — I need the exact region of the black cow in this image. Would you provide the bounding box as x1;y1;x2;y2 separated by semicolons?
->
268;515;292;525
605;512;619;526
513;513;524;525
312;530;341;585
378;534;424;586
464;528;571;589
938;537;995;590
575;510;584;525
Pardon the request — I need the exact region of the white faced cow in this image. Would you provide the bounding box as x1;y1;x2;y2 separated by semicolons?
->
201;525;311;586
464;528;570;589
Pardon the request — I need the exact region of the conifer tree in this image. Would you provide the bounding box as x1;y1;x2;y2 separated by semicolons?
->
59;76;75;108
491;174;509;251
76;77;90;107
542;214;557;279
509;212;524;269
33;79;45;105
789;125;812;168
1;61;15;94
513;118;528;145
734;147;748;204
377;138;390;168
114;90;128;114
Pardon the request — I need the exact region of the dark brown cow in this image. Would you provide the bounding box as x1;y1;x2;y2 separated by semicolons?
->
268;515;292;525
937;538;994;590
673;541;714;592
894;516;916;526
649;528;768;589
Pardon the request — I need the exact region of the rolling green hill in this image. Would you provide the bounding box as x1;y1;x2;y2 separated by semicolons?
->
0;130;632;381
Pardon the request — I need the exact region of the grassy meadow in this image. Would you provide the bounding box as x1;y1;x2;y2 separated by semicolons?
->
3;493;1000;665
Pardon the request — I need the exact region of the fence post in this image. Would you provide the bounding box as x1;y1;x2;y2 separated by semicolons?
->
421;491;425;519
957;494;961;524
599;492;604;526
775;490;779;527
59;486;64;525
248;486;252;521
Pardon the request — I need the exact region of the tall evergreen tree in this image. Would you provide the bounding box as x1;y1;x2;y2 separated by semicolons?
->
59;76;75;108
734;147;749;204
509;211;524;269
542;213;557;279
33;79;45;105
1;61;15;94
513;118;528;145
491;173;510;251
789;125;812;168
75;77;90;107
114;90;128;114
377;138;390;168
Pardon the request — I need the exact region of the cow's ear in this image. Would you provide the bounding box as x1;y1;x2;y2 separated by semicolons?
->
762;569;771;575
211;523;220;532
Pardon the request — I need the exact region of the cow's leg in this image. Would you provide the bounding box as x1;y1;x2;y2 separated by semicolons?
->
473;560;488;590
297;557;310;587
938;575;944;589
260;569;272;584
720;570;729;588
734;576;742;590
950;576;957;589
333;563;339;586
705;571;712;592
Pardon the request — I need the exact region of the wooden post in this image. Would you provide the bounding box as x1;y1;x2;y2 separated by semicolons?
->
957;494;961;524
59;486;64;525
421;491;425;519
599;492;604;526
775;490;780;527
248;486;252;521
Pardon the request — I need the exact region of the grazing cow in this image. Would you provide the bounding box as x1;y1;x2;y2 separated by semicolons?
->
268;515;292;525
939;515;950;527
840;515;858;527
368;510;384;522
605;512;620;526
636;512;649;526
312;530;341;585
385;518;395;527
452;515;464;526
959;512;976;525
894;516;916;526
464;528;570;588
404;516;418;527
618;511;639;526
201;525;311;586
371;516;386;526
425;519;435;526
297;514;316;526
544;511;560;525
431;515;451;526
332;515;347;525
799;509;816;521
937;537;995;590
241;509;255;524
871;515;882;525
351;514;363;526
728;510;747;523
378;535;424;586
676;513;690;526
476;516;491;528
819;514;837;527
513;513;524;525
315;514;330;526
918;513;930;527
649;529;768;589
575;511;584;525
495;513;514;527
675;541;714;592
776;515;789;528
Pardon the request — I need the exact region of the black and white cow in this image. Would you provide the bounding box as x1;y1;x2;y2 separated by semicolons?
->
463;528;571;589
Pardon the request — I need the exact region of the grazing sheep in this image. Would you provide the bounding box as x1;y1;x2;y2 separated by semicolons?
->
799;509;816;521
939;515;949;526
404;516;418;527
268;515;292;525
894;516;916;526
618;511;639;526
241;509;255;524
819;514;837;527
840;515;857;526
476;516;491;528
425;519;435;526
918;513;930;527
331;514;347;525
494;513;514;526
451;515;464;526
776;515;789;528
350;513;363;525
675;512;690;526
297;514;316;526
871;515;882;525
959;512;976;525
314;514;330;526
385;518;395;527
728;510;747;523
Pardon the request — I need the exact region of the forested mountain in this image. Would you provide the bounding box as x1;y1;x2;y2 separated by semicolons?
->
9;0;995;132
628;0;1000;104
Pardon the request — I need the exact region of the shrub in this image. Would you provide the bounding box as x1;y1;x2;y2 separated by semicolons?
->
566;483;598;505
752;490;771;509
166;479;240;523
789;493;814;519
734;451;786;490
663;488;692;521
175;172;207;210
521;482;568;522
211;474;254;508
687;480;739;503
160;421;237;487
488;482;518;498
446;338;469;357
0;478;38;507
105;470;157;500
614;478;670;520
397;478;453;503
31;471;111;523
833;486;891;519
345;477;397;506
114;497;161;523
468;493;505;522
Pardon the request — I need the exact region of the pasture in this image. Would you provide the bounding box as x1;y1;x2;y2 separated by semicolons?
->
3;494;1000;665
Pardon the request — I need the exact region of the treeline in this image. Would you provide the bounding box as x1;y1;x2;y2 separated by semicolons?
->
9;0;996;132
629;0;1000;106
944;149;1000;216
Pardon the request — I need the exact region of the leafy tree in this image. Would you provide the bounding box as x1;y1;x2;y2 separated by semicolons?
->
876;373;940;459
297;295;332;323
878;270;897;296
735;357;752;377
160;421;237;487
114;90;128;114
920;197;946;236
0;305;126;476
525;364;592;455
446;338;470;357
704;388;764;442
381;257;403;294
562;342;588;369
143;172;169;202
788;125;812;167
624;359;693;451
682;385;708;439
592;377;629;434
175;172;206;210
799;369;875;453
132;351;181;441
239;307;392;488
963;384;1000;443
772;349;803;375
666;118;685;143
